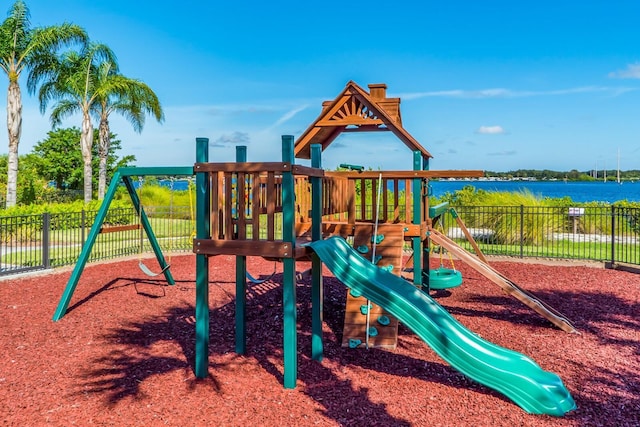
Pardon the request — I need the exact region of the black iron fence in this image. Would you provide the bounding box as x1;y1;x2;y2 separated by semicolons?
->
1;205;640;277
437;205;640;266
1;207;193;277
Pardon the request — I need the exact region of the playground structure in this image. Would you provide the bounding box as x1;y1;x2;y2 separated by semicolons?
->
52;82;577;416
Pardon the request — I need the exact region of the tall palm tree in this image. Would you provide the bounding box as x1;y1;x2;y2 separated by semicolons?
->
92;64;164;199
38;42;117;203
0;0;86;207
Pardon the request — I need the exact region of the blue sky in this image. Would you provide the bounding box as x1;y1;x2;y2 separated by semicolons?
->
2;0;640;172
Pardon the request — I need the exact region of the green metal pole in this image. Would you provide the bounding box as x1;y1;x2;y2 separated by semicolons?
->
422;155;430;287
310;143;323;361
412;151;423;288
195;137;211;378
281;135;298;388
123;176;175;285
52;171;122;321
235;145;247;354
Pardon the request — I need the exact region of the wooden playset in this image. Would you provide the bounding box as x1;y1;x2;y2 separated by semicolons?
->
52;82;577;416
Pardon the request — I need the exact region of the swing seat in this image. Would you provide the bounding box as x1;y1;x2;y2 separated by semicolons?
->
138;261;171;277
429;267;463;290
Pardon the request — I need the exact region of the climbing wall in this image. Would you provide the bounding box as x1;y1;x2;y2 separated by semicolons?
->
341;223;405;349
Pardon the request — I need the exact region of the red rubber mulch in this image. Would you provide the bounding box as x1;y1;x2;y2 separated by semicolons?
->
0;254;638;426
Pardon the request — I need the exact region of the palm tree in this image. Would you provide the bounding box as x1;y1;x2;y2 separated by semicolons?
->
38;42;117;203
0;0;86;207
92;64;164;199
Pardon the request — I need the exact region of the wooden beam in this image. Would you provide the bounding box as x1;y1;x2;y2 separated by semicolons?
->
99;224;141;234
316;118;384;127
194;239;297;258
325;170;484;179
194;162;293;173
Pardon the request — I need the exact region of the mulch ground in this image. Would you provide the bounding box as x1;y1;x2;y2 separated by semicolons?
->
0;254;638;426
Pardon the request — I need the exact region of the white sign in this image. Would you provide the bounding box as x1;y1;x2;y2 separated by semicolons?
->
568;207;585;216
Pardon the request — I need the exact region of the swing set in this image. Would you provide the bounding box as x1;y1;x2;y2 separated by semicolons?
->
52;166;194;321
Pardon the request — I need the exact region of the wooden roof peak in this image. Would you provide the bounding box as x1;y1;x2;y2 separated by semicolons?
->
294;81;432;160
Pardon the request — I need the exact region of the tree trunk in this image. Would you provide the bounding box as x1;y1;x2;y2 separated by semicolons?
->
6;80;22;208
97;116;110;200
81;110;94;203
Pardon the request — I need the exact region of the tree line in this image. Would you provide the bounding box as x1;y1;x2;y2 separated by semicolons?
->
0;128;133;205
484;169;640;181
1;0;163;208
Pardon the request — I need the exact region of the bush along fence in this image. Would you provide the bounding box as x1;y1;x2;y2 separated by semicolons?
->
1;205;640;277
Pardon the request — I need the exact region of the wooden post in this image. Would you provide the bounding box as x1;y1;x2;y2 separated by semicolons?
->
281;135;298;388
310;144;323;361
195;137;211;378
235;146;247;354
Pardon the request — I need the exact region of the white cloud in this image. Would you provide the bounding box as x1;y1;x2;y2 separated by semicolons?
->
608;63;640;79
212;131;251;146
261;104;308;133
476;125;506;135
398;86;636;100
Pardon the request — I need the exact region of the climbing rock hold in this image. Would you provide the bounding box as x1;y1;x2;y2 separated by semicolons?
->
377;315;390;326
349;339;362;348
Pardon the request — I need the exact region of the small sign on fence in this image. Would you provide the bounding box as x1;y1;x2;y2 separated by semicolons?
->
568;207;585;217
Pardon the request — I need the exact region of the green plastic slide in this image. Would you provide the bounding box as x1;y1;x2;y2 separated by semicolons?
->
309;237;576;416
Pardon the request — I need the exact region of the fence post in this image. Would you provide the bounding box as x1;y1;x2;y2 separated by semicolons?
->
611;205;616;266
42;213;51;269
520;205;524;258
81;209;86;247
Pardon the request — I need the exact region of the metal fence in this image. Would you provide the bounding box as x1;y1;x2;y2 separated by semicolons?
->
1;207;193;277
2;205;640;277
438;205;640;265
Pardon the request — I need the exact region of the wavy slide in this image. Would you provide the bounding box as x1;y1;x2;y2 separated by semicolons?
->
309;237;576;416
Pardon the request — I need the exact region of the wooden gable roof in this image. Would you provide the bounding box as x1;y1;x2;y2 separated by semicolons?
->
294;81;432;160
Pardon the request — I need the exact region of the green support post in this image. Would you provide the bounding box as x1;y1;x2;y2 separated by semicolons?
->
235;145;248;355
281;135;298;388
422;156;430;284
52;171;123;321
195;137;211;378
310;144;323;361
412;151;423;288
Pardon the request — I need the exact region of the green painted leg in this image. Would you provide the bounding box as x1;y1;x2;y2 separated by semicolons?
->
311;253;323;361
52;171;121;321
195;253;209;378
236;256;247;354
283;258;297;388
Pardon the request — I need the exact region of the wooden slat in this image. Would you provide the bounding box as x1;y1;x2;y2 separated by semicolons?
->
237;172;246;239
217;172;225;239
210;172;220;239
404;179;412;223
393;180;400;222
267;172;276;240
359;178;366;221
99;224;141;234
224;172;234;239
252;173;260;240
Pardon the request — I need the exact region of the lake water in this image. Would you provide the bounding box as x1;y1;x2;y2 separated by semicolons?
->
161;179;640;204
430;180;640;203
